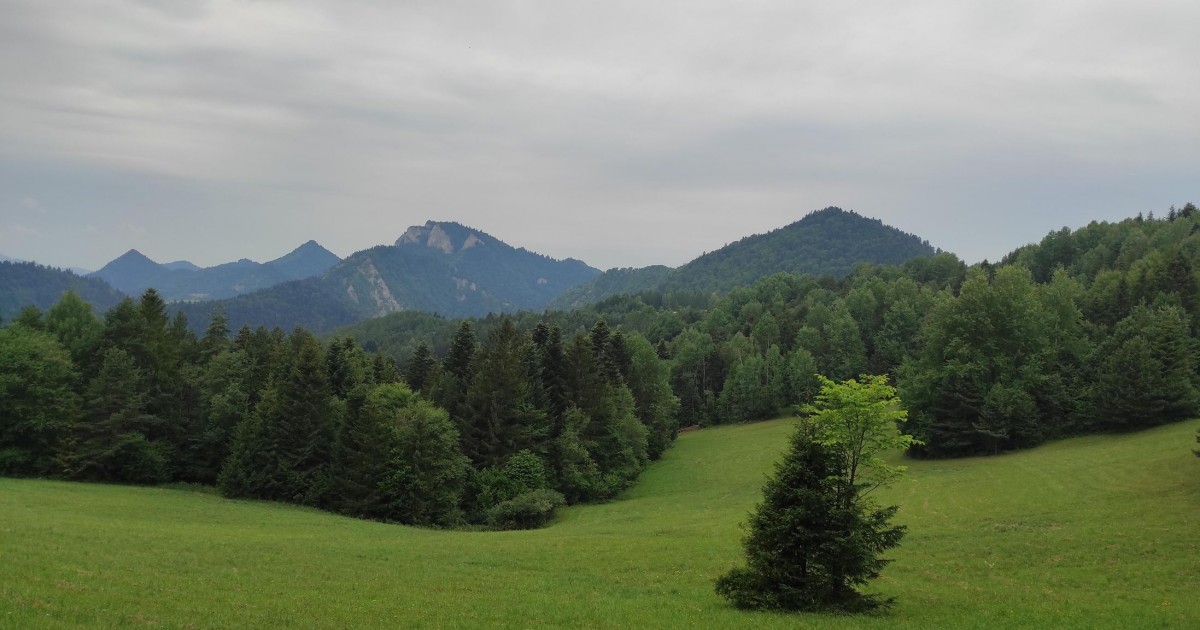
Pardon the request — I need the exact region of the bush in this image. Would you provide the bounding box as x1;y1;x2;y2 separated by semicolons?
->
486;489;566;530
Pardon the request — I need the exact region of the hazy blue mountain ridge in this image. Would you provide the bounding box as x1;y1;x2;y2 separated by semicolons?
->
173;221;602;333
89;241;341;302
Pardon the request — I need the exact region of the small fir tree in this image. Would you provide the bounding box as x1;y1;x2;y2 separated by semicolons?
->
716;375;916;612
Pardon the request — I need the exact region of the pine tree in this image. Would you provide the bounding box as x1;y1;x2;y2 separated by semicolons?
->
445;321;477;382
325;337;369;400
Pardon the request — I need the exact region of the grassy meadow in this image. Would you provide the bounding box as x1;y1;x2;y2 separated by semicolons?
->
2;418;1199;628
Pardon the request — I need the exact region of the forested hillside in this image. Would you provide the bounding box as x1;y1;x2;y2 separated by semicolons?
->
347;204;1200;458
550;207;936;309
549;266;675;311
0;261;125;323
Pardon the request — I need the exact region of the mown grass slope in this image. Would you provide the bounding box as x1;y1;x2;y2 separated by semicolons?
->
2;419;1198;628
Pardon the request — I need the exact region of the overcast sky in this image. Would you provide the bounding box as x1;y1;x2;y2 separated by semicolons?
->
1;1;1197;271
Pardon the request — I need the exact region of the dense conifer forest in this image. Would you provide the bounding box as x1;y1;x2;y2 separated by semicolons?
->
0;290;676;528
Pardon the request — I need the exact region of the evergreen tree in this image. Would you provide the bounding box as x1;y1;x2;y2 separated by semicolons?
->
533;324;570;430
201;306;230;360
463;318;546;467
372;353;401;384
100;298;146;360
405;343;436;392
445;321;477;382
325;337;369;400
716;376;914;612
219;328;339;505
437;321;477;424
1085;305;1199;429
324;383;407;518
188;348;253;484
64;347;167;484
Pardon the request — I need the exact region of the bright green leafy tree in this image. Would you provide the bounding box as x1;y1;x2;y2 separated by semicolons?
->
0;325;80;476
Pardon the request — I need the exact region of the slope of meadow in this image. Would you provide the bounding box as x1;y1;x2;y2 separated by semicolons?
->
2;419;1198;628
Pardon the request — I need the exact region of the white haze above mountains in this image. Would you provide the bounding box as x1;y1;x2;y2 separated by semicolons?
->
1;0;1197;271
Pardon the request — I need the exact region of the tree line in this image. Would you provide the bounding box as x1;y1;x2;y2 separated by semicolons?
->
0;289;678;529
346;203;1200;458
4;204;1199;516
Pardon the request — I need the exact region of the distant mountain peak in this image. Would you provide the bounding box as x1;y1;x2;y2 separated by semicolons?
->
163;260;201;272
396;221;488;254
265;240;341;281
89;241;340;300
115;248;157;264
89;249;167;295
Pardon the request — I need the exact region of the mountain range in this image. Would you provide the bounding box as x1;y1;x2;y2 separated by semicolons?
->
4;209;938;333
89;240;341;302
173;221;601;332
550;207;936;308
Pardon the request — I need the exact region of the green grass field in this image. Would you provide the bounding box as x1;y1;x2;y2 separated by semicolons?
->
3;418;1199;629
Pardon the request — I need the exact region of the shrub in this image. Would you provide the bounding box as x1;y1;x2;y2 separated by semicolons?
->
486;489;566;530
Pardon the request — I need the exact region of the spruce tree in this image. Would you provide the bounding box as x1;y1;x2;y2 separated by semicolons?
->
220;328;338;505
716;376;914;612
190;348;253;484
405;343;436;392
65;347;167;484
201;306;230;360
534;324;570;431
324;383;405;518
463;318;545;467
372;353;401;384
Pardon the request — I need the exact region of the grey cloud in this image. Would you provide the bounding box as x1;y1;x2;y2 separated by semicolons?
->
0;0;1196;271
